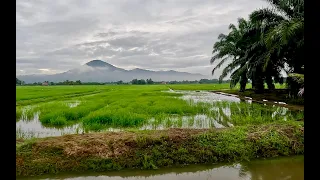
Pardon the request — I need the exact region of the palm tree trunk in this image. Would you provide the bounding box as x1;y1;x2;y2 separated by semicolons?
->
251;78;255;89
239;73;247;92
254;78;264;94
253;67;264;94
266;75;275;90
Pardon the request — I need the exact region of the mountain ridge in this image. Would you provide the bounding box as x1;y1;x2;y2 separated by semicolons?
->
17;60;208;83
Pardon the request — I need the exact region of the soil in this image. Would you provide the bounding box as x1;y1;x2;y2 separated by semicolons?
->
29;128;212;158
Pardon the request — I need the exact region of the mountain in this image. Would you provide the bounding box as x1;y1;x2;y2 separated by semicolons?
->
17;60;208;83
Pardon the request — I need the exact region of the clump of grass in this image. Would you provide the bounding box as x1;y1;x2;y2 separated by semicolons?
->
41;114;68;126
16;107;22;121
16;106;37;121
38;100;106;126
82;109;148;130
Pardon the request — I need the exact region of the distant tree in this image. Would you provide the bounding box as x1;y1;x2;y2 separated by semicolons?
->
75;80;82;85
131;79;138;84
146;78;154;84
16;78;21;84
137;79;146;85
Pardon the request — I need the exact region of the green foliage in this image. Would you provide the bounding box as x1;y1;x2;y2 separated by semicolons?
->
210;0;304;95
288;73;304;84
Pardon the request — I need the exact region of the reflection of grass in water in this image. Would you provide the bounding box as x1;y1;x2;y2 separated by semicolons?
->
16;106;37;121
16;128;37;139
16;108;22;122
188;117;195;127
212;102;304;126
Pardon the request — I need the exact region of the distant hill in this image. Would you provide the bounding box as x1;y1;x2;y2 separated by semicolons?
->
17;60;208;83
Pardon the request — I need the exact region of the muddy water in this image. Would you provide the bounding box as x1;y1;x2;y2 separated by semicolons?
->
18;156;303;180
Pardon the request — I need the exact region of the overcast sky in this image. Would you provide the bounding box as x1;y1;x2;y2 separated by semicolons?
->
16;0;269;77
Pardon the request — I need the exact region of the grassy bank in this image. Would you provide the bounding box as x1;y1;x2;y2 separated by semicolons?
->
16;122;304;177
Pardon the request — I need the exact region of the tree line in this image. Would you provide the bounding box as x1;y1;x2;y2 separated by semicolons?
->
16;78;234;86
210;0;304;97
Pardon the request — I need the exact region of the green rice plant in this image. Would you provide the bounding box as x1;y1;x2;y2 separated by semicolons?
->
16;106;37;121
38;99;107;126
40;112;67;126
16;85;303;131
16;107;22;121
82;109;148;130
50;116;68;126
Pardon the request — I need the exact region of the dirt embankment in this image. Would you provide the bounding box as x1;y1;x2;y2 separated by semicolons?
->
16;124;304;177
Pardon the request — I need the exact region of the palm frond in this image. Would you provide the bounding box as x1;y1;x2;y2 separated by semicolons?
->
250;8;285;23
288;73;304;84
211;57;229;75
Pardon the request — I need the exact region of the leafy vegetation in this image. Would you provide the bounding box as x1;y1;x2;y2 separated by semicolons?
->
210;0;304;97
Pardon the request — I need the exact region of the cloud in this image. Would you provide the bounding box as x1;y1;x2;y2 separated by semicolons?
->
16;0;270;77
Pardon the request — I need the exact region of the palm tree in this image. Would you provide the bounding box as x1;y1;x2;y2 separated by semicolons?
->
210;17;281;93
241;0;304;95
249;0;304;95
210;18;252;92
210;0;303;94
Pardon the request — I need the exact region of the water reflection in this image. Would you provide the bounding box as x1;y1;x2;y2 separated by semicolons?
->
140;114;228;130
17;156;303;180
16;112;80;139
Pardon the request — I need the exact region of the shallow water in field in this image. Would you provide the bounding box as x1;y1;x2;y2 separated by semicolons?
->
140;114;229;130
17;155;304;180
16;112;81;139
16;90;303;139
171;90;242;103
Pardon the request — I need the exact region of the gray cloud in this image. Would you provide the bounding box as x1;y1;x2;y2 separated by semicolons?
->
16;0;270;77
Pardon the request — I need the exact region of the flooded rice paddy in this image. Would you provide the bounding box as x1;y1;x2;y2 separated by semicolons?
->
17;155;304;180
16;90;304;139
